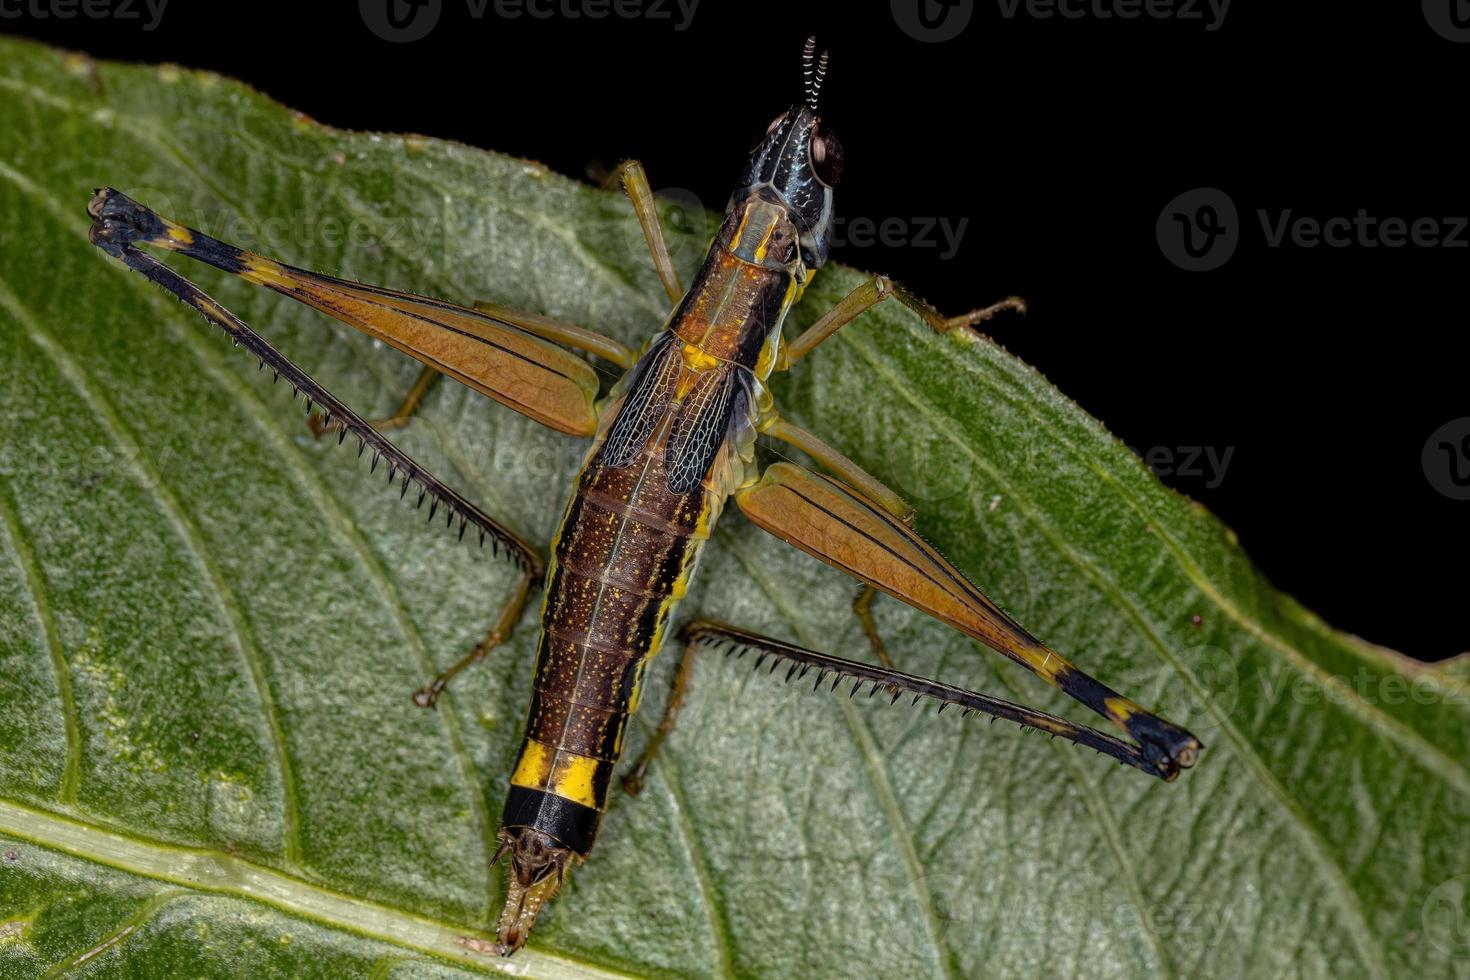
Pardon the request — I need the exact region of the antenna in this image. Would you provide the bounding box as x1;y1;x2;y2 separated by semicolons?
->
809;48;829;111
802;36;816;106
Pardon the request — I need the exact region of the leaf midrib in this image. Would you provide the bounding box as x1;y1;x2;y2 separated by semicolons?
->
0;799;631;980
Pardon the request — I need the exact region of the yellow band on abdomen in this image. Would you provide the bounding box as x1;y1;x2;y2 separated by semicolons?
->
548;751;605;809
510;739;609;811
510;738;555;790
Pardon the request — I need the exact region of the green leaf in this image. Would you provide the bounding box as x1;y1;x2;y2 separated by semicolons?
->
0;36;1466;979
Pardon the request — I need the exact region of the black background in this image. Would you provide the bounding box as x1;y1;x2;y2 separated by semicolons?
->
5;1;1464;660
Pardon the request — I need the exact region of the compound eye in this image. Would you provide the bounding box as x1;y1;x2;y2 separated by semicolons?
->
809;123;844;187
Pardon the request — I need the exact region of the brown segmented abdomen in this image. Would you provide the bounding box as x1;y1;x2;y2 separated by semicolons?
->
499;398;725;855
500;240;787;857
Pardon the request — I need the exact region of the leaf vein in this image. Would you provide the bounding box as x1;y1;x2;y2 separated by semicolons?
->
2;116;499;912
0;263;304;867
840;325;1392;980
650;752;735;978
721;532;956;980
41;888;185;978
0;466;81;804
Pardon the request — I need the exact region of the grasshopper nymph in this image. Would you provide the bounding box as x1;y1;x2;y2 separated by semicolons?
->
88;37;1201;954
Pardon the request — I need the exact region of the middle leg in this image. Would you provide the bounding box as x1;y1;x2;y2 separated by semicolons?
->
853;585;896;670
310;363;442;437
413;566;537;708
620;637;699;796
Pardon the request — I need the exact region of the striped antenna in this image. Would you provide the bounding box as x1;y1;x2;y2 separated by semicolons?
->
809;49;830;111
802;36;817;105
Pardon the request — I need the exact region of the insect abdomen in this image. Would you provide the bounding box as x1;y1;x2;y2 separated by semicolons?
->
502;434;716;856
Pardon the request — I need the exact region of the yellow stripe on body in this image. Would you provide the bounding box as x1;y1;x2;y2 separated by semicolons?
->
617;488;717;748
752;217;778;263
753;277;798;381
512;739;607;811
548;752;604;810
510;738;555;790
